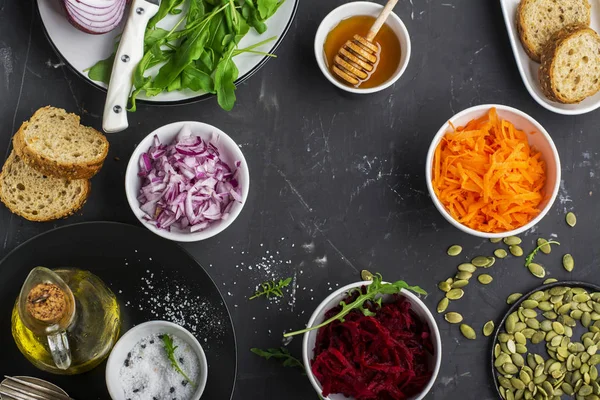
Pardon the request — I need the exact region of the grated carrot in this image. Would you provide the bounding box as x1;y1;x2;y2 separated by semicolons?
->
431;108;546;233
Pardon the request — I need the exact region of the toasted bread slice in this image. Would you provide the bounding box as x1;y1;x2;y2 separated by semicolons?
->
539;25;600;103
0;152;90;222
517;0;591;62
13;106;109;179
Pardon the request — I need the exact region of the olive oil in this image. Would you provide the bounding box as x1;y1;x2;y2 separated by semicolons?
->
12;269;120;375
324;15;401;88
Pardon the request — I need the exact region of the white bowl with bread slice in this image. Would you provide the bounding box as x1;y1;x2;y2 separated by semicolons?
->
0;107;109;221
501;0;600;115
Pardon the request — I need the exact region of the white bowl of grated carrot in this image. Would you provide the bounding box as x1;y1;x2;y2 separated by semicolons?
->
425;104;561;239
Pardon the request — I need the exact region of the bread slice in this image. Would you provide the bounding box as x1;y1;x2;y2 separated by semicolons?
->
0;152;90;222
539;25;600;103
517;0;591;62
13;106;109;179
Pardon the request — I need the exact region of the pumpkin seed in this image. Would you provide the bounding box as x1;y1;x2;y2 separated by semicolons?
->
495;248;508;259
532;331;546;344
504;236;522;246
510;245;524;257
455;270;473;280
537;238;552;254
445;312;463;324
451;279;469;288
552;321;565;335
563;254;574;272
527;263;546;278
566;212;577;227
484;320;495;336
490;237;503;243
458;263;477;273
478;274;493;285
522;309;538;319
544;278;558;284
508;293;523;304
515;331;527;345
360;270;374;281
484;257;496;268
447;245;463;256
446;288;464;300
522;300;539;309
508;339;517;354
437;298;449;313
495;343;501;358
511;377;526;390
438;281;452;292
512;353;525;367
579;384;593;396
460;323;476;340
472;256;490;267
504;363;519;374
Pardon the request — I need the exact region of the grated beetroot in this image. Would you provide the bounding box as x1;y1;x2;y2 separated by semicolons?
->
311;293;433;400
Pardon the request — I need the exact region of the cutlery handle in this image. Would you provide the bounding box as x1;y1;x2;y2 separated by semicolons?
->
103;0;159;133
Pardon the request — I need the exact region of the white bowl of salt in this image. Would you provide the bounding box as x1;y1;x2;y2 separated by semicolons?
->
106;320;208;400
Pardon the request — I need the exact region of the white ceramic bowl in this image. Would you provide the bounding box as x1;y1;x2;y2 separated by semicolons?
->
302;281;442;400
314;1;411;94
125;121;250;242
425;104;561;239
106;320;208;400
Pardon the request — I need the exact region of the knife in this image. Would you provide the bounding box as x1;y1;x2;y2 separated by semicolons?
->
102;0;160;133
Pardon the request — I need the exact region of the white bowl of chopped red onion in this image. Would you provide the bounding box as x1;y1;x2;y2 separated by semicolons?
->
125;121;249;242
301;281;442;400
105;320;208;400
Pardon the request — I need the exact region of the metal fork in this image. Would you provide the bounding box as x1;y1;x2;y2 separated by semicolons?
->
0;376;75;400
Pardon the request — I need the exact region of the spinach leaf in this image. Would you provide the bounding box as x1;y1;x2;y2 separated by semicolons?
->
85;53;114;85
214;43;238;111
182;65;215;93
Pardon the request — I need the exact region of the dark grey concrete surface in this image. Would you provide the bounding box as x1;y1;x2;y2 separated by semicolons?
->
1;0;599;399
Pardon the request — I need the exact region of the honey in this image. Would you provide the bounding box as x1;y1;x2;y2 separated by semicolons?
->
324;15;401;89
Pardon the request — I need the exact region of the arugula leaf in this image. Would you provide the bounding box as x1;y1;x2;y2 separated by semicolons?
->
214;42;239;111
182;65;215;93
251;347;305;372
161;334;195;387
187;0;206;24
242;1;267;34
149;0;183;29
525;239;560;267
283;274;426;337
257;0;284;20
85;53;114;85
249;277;292;300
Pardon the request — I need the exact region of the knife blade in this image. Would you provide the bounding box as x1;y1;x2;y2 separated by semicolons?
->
102;0;161;133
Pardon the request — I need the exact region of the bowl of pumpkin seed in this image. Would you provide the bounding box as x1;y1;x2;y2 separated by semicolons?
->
492;281;600;400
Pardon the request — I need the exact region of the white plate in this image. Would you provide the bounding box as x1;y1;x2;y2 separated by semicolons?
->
37;0;298;104
500;0;600;115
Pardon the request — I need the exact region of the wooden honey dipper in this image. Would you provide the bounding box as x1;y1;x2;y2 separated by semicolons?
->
332;0;399;86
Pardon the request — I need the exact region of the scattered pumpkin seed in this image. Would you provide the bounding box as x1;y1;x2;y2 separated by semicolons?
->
451;279;469;288
445;312;463;324
510;245;524;257
563;254;574;272
460;323;476;340
490;238;503;243
544;278;558;284
478;274;493;285
504;236;522;246
447;245;463;256
446;288;464;300
527;263;546;278
483;320;495;336
566;212;577;227
438;281;452;292
494;248;508;259
472;256;491;267
437;298;449;313
507;293;523;304
458;263;477;273
537;238;552;254
455;271;472;280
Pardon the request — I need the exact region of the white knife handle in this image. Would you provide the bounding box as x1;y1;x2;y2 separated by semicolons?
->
103;0;159;133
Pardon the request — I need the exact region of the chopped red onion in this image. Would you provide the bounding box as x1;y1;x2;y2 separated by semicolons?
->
63;0;126;35
138;127;242;233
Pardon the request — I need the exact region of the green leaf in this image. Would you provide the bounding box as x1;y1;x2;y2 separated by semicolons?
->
149;0;184;29
170;8;183;15
85;54;114;85
144;28;171;49
242;2;267;34
257;0;283;20
161;334;195;387
250;347;304;371
214;43;238;111
524;240;560;267
187;0;206;24
181;65;215;93
206;13;228;56
249;276;292;300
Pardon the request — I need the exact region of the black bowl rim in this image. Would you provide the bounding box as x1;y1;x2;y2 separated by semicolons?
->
490;280;600;399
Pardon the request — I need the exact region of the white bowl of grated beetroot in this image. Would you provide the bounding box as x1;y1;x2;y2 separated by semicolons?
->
300;280;442;400
125;121;249;242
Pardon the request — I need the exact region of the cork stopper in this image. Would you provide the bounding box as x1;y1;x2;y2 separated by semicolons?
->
26;283;66;323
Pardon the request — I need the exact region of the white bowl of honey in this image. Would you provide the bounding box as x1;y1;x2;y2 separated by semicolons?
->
314;1;411;94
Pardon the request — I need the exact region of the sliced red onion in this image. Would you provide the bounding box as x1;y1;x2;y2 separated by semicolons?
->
64;0;125;35
138;127;243;233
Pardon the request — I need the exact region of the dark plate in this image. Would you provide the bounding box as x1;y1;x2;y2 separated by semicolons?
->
0;221;237;400
490;280;600;399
